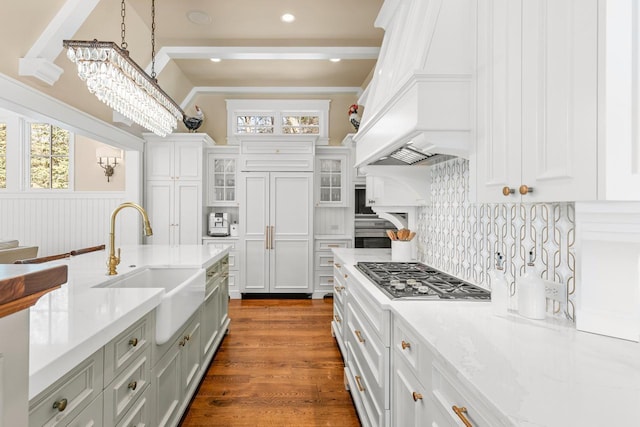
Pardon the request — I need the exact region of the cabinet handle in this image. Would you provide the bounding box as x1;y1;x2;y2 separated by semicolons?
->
344;274;348;279
334;285;344;293
354;330;365;343
128;381;138;391
519;184;534;195
128;338;139;347
270;225;274;249
53;398;68;412
328;258;334;264
179;339;186;347
502;186;515;196
328;278;334;283
401;340;411;350
355;375;365;392
265;226;270;250
334;314;341;323
412;391;423;402
184;334;191;341
452;406;473;427
335;263;342;268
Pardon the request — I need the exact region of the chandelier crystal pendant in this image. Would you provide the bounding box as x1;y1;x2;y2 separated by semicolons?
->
62;0;183;137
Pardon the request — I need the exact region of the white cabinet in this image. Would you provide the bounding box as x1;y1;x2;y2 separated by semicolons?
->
0;310;29;427
206;145;240;206
363;166;430;207
203;238;239;298
240;171;313;293
315;151;348;207
201;255;230;363
315;238;351;296
474;0;598;202
145;134;212;245
331;252;348;361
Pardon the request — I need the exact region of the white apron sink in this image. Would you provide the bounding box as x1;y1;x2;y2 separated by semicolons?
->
95;267;205;344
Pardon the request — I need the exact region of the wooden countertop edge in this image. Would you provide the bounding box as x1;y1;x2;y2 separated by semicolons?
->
0;265;68;319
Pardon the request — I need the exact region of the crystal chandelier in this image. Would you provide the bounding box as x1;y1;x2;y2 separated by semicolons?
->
63;0;183;137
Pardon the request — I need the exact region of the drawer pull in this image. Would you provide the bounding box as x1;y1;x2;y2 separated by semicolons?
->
334;285;344;293
354;375;365;392
184;334;191;341
128;381;138;391
452;405;473;427
344;274;348;279
401;340;411;350
335;263;342;268
328;278;334;283
354;330;365;343
412;391;423;401
327;258;334;264
179;339;186;347
334;314;341;323
129;338;139;347
53;398;68;412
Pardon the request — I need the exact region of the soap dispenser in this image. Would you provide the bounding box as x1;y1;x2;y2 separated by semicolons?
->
517;250;546;320
490;252;509;316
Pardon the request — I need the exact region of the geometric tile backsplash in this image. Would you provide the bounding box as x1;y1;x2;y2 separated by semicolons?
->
416;158;576;320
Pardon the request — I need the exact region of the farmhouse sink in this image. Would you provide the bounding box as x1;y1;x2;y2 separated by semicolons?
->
95;267;205;344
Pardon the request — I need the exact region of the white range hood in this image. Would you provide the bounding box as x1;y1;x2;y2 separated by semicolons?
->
354;0;475;167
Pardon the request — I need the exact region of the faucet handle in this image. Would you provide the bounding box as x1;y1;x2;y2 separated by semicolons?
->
116;248;121;265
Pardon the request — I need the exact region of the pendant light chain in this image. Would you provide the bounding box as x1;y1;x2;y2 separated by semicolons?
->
120;0;127;50
151;0;156;80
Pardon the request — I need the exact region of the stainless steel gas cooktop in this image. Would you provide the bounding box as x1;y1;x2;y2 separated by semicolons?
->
355;262;491;301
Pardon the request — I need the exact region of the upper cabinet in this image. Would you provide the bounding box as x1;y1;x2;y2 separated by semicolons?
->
473;0;640;202
315;147;349;208
353;0;475;167
362;165;430;207
146;135;207;182
206;145;240;207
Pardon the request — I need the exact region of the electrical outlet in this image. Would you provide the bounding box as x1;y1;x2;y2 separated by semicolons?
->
544;279;568;314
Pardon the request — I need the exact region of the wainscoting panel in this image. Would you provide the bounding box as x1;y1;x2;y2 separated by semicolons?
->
417;158;576;319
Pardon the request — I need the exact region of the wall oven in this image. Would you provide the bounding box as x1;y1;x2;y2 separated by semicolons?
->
354;185;392;248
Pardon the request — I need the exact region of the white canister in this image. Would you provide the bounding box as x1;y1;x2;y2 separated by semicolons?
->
230;223;239;237
391;240;412;262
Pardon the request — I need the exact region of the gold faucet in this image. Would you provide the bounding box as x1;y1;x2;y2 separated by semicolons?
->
107;202;153;275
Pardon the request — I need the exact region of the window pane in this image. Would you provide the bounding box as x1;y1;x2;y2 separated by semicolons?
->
31;157;50;188
51;157;69;189
0;157;5;189
51;126;70;156
31;124;51;156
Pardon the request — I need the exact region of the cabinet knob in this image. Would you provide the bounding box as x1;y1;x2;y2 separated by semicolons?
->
452;406;472;427
401;340;411;350
519;185;534;195
53;398;68;412
128;381;138;391
128;338;138;347
502;186;515;196
334;314;341;323
412;391;423;402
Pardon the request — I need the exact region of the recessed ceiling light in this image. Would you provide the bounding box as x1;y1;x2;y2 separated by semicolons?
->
210;58;221;63
329;58;341;63
281;13;296;23
187;10;211;25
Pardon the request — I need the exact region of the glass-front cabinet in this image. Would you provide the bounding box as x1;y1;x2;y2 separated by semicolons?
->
206;149;238;206
315;152;348;207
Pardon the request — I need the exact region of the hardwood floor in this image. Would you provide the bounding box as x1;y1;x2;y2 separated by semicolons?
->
180;298;361;427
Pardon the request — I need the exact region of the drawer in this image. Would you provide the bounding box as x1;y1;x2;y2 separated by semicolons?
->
205;274;220;299
203;239;237;251
393;316;430;381
315;252;335;269
104;313;152;384
333;300;344;337
346;341;385;427
104;346;151;426
29;349;104;427
116;385;152;427
431;359;509;427
332;276;346;306
315;239;351;250
66;395;103;427
315;270;335;292
346;300;389;407
348;276;390;345
227;251;237;270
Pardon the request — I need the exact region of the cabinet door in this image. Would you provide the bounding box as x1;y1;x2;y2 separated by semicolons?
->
241;172;269;292
270;172;313;292
146;180;174;245
174;181;201;245
316;155;347;207
521;0;597;202
174;144;202;180
201;284;220;358
475;0;522;203
207;156;237;206
152;344;181;427
392;357;429;427
181;316;202;399
146;142;174;180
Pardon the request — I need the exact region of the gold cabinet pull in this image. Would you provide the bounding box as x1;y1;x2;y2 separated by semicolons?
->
335;263;342;268
401;340;411;350
179;339;186;347
265;226;270;250
502;186;515;196
270;225;274;249
344;274;348;279
452;406;473;427
334;314;341;323
354;375;365;392
328;258;334;264
354;330;365;343
128;381;138;391
53;398;68;412
184;334;191;341
412;391;423;401
519;184;534;195
334;285;344;293
128;338;138;347
328;278;334;283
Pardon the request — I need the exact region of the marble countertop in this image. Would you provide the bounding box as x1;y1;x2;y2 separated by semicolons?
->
333;248;640;426
29;244;230;399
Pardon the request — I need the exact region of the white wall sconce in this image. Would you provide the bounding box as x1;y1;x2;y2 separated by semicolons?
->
96;147;123;182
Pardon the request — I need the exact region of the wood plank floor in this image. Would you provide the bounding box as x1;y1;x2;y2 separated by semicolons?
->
179;298;361;427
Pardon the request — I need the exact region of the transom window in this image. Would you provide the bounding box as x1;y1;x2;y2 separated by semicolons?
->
0;123;6;189
30;123;71;189
236;115;275;134
282;114;320;134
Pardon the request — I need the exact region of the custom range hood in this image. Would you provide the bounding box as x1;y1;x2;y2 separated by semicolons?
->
354;0;474;167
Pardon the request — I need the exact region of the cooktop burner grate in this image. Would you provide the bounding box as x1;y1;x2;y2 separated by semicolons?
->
355;262;491;300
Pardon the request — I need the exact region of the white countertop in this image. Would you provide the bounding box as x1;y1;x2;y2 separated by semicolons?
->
29;244;230;399
333;248;640;426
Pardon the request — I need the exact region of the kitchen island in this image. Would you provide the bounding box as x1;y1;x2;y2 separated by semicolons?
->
333;248;640;426
28;244;230;423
